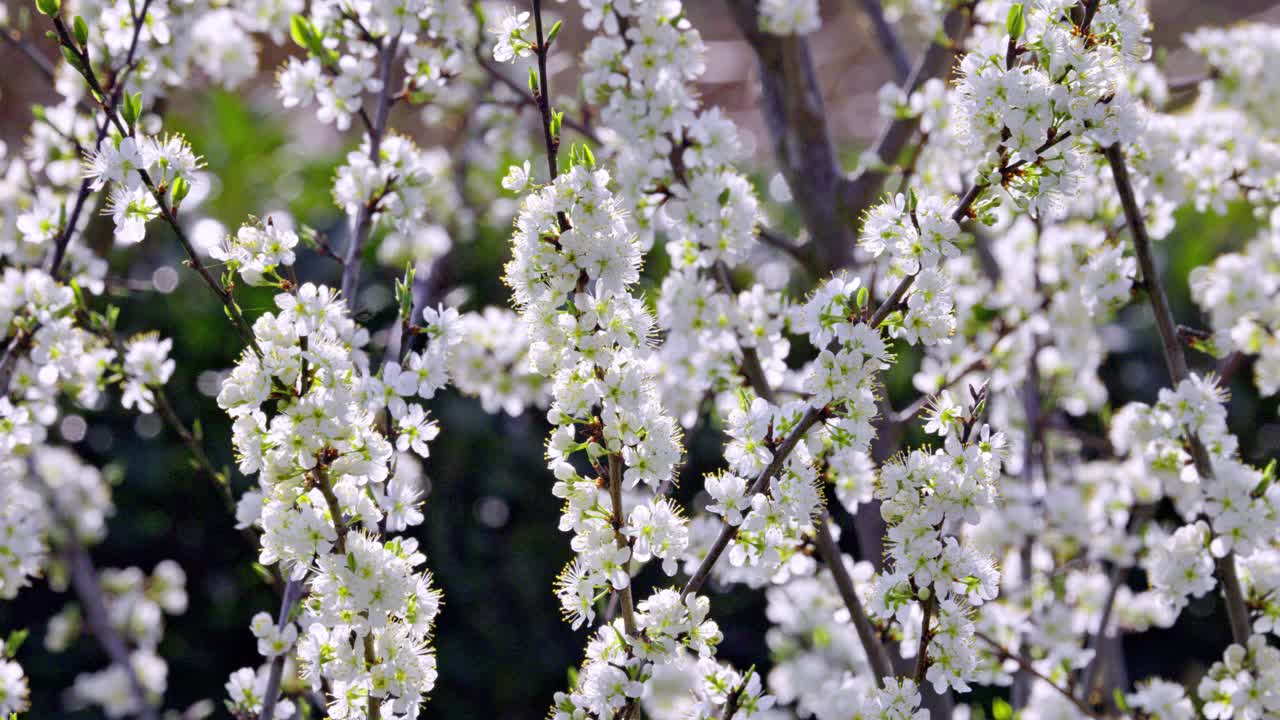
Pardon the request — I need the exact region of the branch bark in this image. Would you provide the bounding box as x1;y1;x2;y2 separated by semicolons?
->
725;0;852;271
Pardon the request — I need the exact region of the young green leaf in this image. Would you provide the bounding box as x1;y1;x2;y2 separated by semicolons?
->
73;15;88;47
1006;3;1026;42
545;20;563;48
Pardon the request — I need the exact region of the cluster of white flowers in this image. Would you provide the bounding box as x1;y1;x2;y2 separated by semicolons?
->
66;561;188;717
1116;375;1269;515
1196;636;1280;720
333;135;452;271
209;218;300;287
0;444;189;718
447;307;548;416
1190;207;1280;395
572;0;783;424
953;0;1147;216
762;560;881;718
869;422;1006;695
120;333;175;414
505;161;681;616
217;228;446;716
506;158;753;719
277;1;475;131
10;0;1280;717
81;133;203;245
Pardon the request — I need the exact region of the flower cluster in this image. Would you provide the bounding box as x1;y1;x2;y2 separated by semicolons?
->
218;238;445;715
867;422;1006;695
82;133;203;245
277;1;476;131
1190;208;1280;395
574;0;781;422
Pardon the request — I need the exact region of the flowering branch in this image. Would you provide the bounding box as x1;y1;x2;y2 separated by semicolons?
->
813;515;895;684
64;544;159;720
1104;144;1251;645
340;33;401;302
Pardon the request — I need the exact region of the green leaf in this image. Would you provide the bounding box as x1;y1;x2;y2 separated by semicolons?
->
289;14;313;49
73;15;88;47
170;176;190;206
122;91;142;127
992;698;1013;720
4;629;28;658
1006;3;1026;42
36;0;60;17
395;262;416;320
550;109;563;138
856;286;869;309
545;19;563;48
528;66;539;95
60;45;83;73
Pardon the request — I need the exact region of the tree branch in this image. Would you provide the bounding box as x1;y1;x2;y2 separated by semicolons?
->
341;33;401;303
813;514;895;684
1104;144;1251;645
839;7;969;239
854;0;912;83
725;0;852;271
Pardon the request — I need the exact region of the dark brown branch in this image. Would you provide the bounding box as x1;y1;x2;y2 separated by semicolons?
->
854;0;912;83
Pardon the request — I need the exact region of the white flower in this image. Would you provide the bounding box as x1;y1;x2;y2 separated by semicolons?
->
502;160;533;193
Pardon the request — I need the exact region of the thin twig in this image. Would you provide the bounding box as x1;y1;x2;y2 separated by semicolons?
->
975;631;1102;719
607;455;639;638
755;226;820;274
